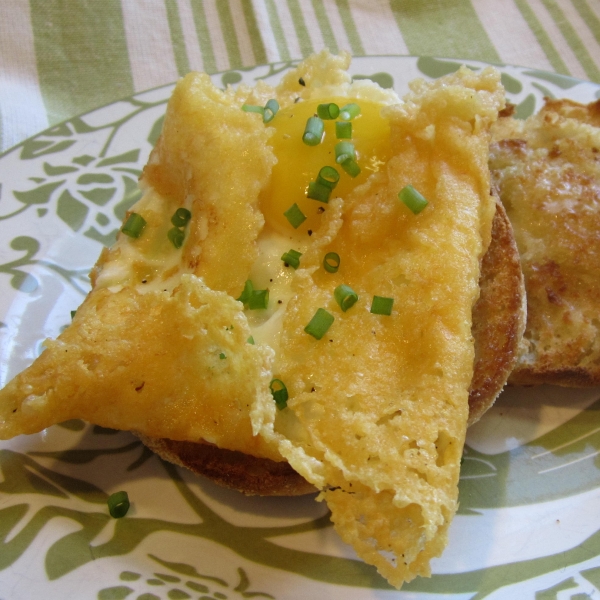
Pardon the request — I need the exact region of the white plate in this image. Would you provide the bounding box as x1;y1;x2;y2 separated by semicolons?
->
1;56;600;600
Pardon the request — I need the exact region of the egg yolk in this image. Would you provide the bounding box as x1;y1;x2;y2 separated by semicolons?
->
261;98;392;237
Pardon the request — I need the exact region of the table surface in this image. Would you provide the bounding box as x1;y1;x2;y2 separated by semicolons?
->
1;0;600;154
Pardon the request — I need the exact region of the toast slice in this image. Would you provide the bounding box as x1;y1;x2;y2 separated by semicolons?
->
139;197;526;495
490;99;600;386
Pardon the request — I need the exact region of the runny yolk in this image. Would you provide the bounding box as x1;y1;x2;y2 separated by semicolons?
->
260;97;392;237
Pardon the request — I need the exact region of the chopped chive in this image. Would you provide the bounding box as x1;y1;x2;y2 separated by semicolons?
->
121;213;146;238
336;121;352;139
303;116;324;146
281;249;302;269
323;252;340;273
242;104;265;115
219;352;226;359
341;158;361;178
307;180;331;203
334;285;359;312
339;103;361;121
171;207;191;227
284;203;307;228
247;335;255;344
371;296;394;316
304;308;334;340
299;77;306;86
70;310;77;319
317;103;340;120
237;279;254;304
316;166;340;189
270;378;289;410
263;99;279;123
398;185;429;214
248;288;269;310
335;141;356;164
167;226;185;248
107;491;130;518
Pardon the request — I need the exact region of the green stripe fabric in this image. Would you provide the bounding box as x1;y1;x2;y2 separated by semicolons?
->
190;1;217;73
30;0;134;125
311;0;339;53
335;0;365;56
287;0;315;57
265;0;292;60
513;0;570;75
216;1;243;69
389;0;501;64
573;0;600;47
542;0;600;82
165;0;190;76
241;0;268;64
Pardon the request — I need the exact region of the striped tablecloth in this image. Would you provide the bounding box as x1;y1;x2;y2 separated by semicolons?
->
1;0;599;154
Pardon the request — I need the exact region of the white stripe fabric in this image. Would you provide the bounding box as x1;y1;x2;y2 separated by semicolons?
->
251;0;283;63
0;0;48;150
203;0;231;73
230;0;258;67
472;0;554;71
177;0;206;72
527;0;589;79
351;1;409;56
121;0;179;91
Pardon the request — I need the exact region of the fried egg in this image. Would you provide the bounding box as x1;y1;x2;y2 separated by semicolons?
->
0;50;505;588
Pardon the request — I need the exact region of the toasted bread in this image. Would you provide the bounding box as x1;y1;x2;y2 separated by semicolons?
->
490;99;600;386
139;199;526;495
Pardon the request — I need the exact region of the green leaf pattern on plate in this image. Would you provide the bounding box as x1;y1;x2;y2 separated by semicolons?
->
1;58;600;599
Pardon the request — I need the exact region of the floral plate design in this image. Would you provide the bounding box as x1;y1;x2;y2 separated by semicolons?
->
1;56;600;600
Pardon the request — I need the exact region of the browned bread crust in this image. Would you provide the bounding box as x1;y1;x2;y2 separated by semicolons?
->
468;198;526;424
490;99;600;386
140;201;526;494
137;436;316;496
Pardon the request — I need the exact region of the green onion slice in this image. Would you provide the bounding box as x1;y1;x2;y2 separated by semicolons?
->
263;98;279;123
284;203;307;228
70;310;77;320
237;279;254;304
247;335;255;345
303;116;324;146
398;184;429;214
270;378;289;410
316;166;339;189
336;121;352;139
167;226;185;249
219;352;226;360
335;141;356;164
323;252;340;273
371;295;394;316
317;103;340;120
107;491;130;518
307;180;331;203
341;157;361;178
304;308;334;340
121;213;146;238
339;103;361;121
334;284;359;312
242;104;265;115
171;207;191;227
248;288;269;310
281;249;302;269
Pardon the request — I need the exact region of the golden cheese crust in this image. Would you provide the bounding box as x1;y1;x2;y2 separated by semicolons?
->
0;51;508;590
140;200;526;493
490;99;600;386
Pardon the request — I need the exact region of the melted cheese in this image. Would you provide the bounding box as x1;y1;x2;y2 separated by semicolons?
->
0;50;505;590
